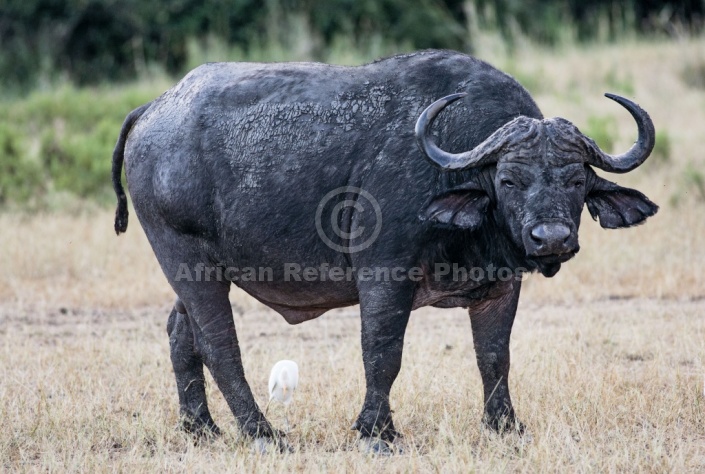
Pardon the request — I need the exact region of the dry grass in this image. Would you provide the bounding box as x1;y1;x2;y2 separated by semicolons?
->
1;38;705;471
1;300;703;471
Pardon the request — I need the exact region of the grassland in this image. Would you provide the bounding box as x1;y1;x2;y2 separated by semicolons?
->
1;37;704;471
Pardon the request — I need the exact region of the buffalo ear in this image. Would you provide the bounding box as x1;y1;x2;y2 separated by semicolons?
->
420;185;490;231
585;177;658;229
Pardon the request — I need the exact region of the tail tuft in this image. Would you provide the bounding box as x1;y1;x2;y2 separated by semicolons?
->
114;193;129;234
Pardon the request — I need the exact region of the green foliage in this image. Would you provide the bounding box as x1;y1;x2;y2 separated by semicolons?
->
0;84;161;206
299;0;468;51
473;0;644;47
40;118;118;198
584;115;618;152
0;0;467;91
2;1;703;91
0;123;43;204
477;0;575;46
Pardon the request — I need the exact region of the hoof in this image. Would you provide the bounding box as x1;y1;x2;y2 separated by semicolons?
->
178;415;221;440
350;420;402;443
357;436;403;456
252;436;293;454
483;414;525;435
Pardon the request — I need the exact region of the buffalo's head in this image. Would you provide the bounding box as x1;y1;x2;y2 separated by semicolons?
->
416;93;658;277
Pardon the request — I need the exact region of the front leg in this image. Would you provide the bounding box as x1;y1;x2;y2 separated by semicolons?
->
469;279;524;433
353;280;414;444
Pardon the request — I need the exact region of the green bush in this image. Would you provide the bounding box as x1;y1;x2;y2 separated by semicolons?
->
40;119;115;198
0;83;162;207
2;1;703;92
0;123;44;204
0;0;468;91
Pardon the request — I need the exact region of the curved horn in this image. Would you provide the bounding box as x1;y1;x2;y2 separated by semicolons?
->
415;93;503;170
586;93;655;173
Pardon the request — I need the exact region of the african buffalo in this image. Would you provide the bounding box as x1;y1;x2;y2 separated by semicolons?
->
112;50;657;450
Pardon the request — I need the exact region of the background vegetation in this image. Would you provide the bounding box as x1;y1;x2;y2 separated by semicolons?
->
1;0;703;89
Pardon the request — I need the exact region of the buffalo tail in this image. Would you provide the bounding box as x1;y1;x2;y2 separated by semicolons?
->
112;102;151;235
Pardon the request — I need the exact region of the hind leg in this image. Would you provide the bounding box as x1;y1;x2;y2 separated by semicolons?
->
139;221;279;443
167;300;220;436
170;275;279;441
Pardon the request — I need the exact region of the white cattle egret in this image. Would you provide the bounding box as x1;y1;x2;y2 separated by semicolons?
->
266;360;299;431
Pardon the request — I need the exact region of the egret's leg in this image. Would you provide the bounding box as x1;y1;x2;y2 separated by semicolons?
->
469;280;524;433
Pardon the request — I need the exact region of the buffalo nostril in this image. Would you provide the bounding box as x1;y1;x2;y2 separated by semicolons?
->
530;224;549;244
555;224;571;243
530;223;571;246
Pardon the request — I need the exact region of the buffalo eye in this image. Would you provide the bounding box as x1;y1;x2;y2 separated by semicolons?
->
501;178;515;188
573;179;585;188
